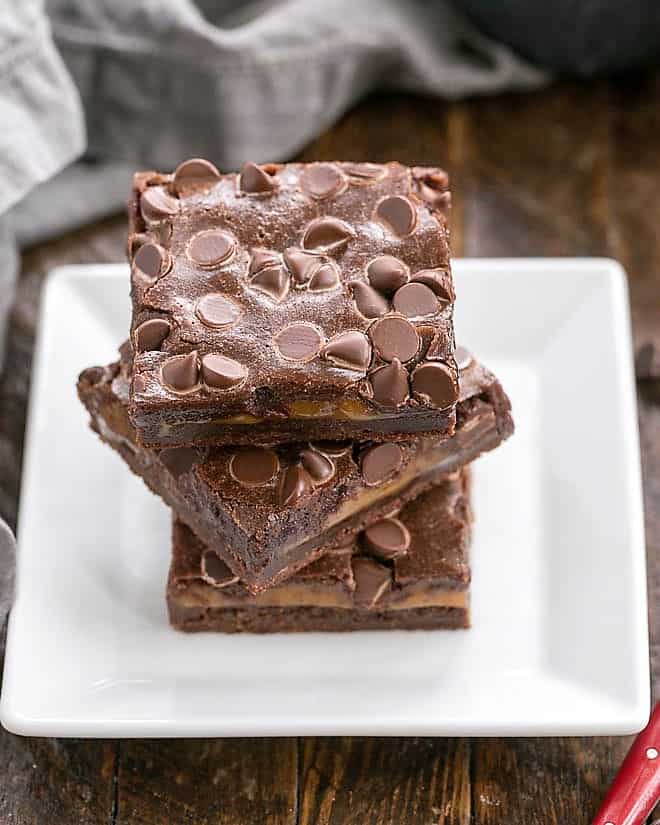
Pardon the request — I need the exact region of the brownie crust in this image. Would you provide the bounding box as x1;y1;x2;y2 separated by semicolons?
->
127;161;458;446
78;347;512;592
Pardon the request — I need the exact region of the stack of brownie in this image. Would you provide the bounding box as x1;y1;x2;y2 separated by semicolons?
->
78;159;513;633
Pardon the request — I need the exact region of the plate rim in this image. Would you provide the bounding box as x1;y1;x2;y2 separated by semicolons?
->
1;257;650;737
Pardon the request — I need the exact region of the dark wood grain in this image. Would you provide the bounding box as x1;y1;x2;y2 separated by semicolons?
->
0;79;658;825
115;739;297;825
609;73;660;378
298;738;470;825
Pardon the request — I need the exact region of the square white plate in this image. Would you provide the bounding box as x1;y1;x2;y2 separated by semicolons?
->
1;259;650;737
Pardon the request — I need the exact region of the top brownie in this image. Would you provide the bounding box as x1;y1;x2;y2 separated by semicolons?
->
127;159;456;447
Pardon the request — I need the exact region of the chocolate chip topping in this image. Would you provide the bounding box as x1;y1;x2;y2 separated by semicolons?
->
375;195;417;236
278;464;313;506
392;283;438;318
187;229;235;269
352;557;391;608
249;248;281;275
323;331;371;371
202;551;239;587
455;345;474;370
364;517;411;559
369;358;409;407
239;161;277;194
361;443;404;486
195;293;242;328
309;440;352;456
134;318;171;352
161;352;200;393
308;262;340;292
410;269;453;303
300;163;345;199
412;167;451;211
133;242;169;280
343;162;387;183
411;361;458;408
274;323;323;362
283;247;323;285
201;353;247;390
229;448;279;486
369;316;419;362
172;158;221;197
299;448;335;485
302;217;354;252
351;281;389;318
367;256;409;293
159;446;200;477
251;265;289;302
140;187;180;222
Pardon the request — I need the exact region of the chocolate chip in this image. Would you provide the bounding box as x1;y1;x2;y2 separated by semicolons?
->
369;358;409;407
195;293;242;328
323;331;371;371
375;195;417;236
352;557;391;608
202;551;239;587
140;187;180;222
283;247;324;285
351;281;389;318
410;269;453;303
300;163;345;199
364;518;411;559
127;232;150;258
201;353;247;390
392;283;438;318
369;316;419;362
412;167;451;211
308;262;340;292
134;318;171;352
343;162;387;183
172;158;221;197
161;352;199;393
411;361;458;408
133;374;148;394
251;265;290;302
302;217;354;253
300;448;335;485
159;447;200;477
239;161;277;194
133;242;169;280
455;346;473;371
361;443;404;486
274;324;323;362
229;448;279;486
249;248;281;275
309;440;352;456
187;229;235;269
367;256;408;293
277;464;313;506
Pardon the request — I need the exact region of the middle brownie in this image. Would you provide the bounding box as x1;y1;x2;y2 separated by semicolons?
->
78;346;512;593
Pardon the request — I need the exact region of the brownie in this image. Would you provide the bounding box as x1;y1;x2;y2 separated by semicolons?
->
78;345;512;593
167;470;472;633
127;160;458;446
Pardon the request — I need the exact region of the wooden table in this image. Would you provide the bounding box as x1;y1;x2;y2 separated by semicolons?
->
0;74;658;824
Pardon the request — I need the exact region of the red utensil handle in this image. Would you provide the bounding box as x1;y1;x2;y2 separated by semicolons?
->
592;702;660;825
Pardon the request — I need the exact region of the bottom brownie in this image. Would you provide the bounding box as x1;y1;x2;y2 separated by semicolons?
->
167;471;472;633
169;604;469;633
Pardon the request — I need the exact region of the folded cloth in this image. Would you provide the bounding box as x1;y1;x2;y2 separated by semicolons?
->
48;0;547;171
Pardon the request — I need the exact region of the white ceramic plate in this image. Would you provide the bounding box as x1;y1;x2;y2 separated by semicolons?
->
0;259;650;737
